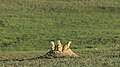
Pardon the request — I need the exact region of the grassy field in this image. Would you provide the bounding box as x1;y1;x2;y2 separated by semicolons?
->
0;48;120;67
0;0;120;66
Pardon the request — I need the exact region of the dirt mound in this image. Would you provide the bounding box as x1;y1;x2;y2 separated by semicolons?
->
44;40;79;58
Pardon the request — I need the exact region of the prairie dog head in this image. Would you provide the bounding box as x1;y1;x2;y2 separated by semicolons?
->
57;40;62;45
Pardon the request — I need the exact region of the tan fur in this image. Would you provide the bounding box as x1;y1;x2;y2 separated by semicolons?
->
57;40;63;52
63;41;72;52
51;41;55;50
63;45;68;52
67;41;72;48
44;40;78;57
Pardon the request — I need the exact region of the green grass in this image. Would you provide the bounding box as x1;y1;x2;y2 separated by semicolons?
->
0;0;120;50
0;0;120;66
0;47;120;67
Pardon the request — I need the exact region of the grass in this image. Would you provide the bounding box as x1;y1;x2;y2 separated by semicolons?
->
0;0;120;66
0;47;120;67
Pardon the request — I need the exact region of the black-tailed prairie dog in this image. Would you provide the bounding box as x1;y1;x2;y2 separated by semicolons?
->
44;40;78;58
51;41;55;50
57;40;63;52
63;41;72;52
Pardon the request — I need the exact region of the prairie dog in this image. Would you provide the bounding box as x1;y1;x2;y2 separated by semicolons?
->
63;41;72;52
57;40;63;52
67;41;72;48
51;41;55;50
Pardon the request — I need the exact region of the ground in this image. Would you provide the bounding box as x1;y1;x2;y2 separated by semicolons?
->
0;47;120;67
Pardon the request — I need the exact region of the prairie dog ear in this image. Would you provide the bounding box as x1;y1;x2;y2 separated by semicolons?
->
51;41;55;50
67;41;72;48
